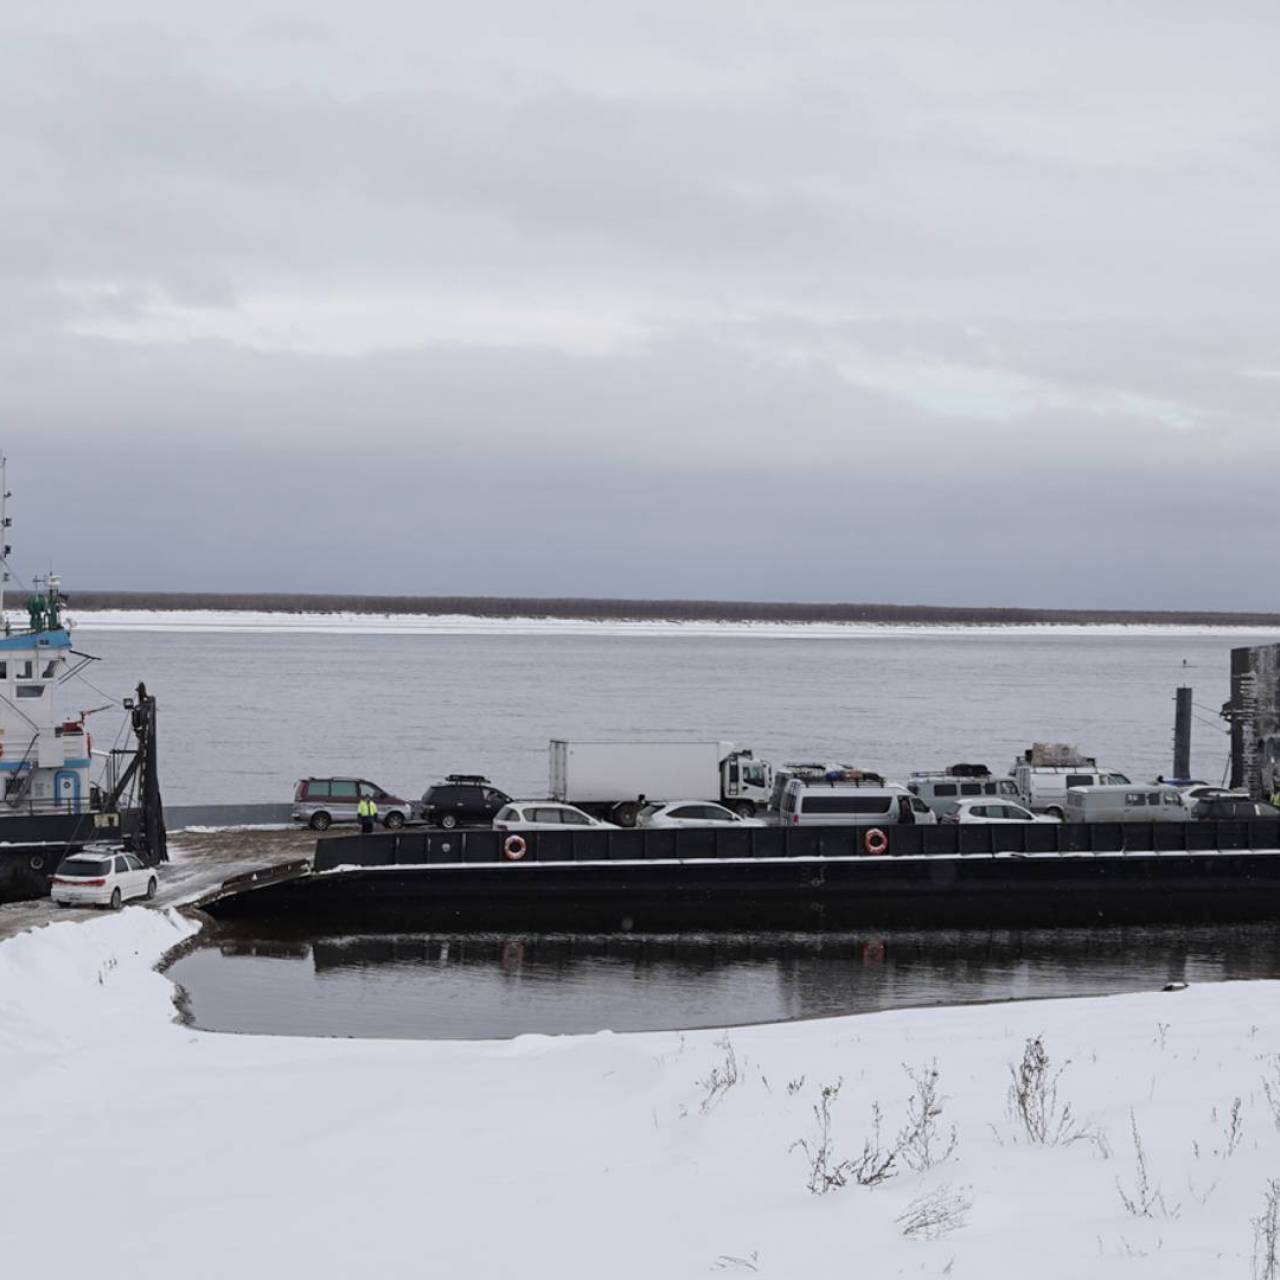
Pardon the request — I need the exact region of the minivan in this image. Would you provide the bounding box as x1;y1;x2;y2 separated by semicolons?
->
291;778;414;831
1064;785;1189;824
908;771;1021;816
768;764;883;811
780;779;936;827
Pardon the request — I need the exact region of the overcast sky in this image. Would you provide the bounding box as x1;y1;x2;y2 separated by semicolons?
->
3;0;1278;608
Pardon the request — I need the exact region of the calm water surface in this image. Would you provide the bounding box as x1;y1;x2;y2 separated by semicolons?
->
70;625;1260;804
167;923;1280;1040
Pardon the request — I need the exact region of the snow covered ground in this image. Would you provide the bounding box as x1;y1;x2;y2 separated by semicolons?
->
4;909;1280;1279
66;608;1280;639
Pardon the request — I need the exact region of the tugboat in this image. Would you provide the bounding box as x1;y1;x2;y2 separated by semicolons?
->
0;455;166;902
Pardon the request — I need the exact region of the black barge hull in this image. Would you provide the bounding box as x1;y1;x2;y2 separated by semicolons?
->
202;820;1280;931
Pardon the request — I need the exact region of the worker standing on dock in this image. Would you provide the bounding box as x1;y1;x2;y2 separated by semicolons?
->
357;796;377;835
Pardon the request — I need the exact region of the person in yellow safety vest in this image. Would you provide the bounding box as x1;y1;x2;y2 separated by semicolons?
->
357;795;378;835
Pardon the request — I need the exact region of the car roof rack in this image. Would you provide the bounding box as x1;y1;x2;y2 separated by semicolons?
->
911;764;993;779
445;773;491;784
798;770;887;787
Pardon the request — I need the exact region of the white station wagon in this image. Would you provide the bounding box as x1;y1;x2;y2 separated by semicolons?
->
493;802;618;831
52;852;158;910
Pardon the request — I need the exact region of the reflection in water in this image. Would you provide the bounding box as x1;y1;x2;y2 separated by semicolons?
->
167;923;1280;1041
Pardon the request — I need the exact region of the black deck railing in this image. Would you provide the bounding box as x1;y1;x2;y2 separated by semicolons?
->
314;819;1280;873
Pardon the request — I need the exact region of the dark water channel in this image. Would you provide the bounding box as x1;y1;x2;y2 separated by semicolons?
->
166;922;1280;1039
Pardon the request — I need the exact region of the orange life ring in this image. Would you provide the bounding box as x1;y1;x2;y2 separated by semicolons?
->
503;834;527;861
863;827;889;856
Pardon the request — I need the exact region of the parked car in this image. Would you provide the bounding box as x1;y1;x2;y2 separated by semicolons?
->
637;801;767;829
908;768;1021;815
420;775;511;829
1192;798;1280;821
291;777;414;832
779;779;937;827
493;802;618;831
768;764;882;812
940;799;1060;825
1179;784;1249;810
1064;785;1189;823
51;851;157;910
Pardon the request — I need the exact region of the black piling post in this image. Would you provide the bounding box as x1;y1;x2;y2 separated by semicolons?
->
131;682;168;865
1173;686;1192;781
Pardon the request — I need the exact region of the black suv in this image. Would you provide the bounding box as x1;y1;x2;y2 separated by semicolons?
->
1193;798;1280;821
420;775;511;829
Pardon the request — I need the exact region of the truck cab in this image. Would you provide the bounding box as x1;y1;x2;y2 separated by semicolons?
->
720;750;772;817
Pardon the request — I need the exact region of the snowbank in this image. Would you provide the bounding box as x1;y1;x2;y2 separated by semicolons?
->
2;911;1279;1279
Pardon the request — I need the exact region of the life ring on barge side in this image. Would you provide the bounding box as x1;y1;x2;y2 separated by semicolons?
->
863;827;889;856
503;834;527;861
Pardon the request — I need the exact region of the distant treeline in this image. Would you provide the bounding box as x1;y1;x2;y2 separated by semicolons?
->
63;591;1280;628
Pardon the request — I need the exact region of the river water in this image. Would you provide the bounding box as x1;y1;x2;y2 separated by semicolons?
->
70;613;1277;1039
69;616;1264;805
167;921;1280;1040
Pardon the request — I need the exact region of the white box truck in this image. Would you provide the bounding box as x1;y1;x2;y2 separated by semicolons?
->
1008;745;1131;817
548;739;773;826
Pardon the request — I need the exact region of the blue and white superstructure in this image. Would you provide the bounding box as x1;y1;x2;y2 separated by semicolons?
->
0;580;94;817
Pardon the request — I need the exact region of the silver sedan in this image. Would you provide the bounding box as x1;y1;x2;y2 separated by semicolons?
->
637;801;767;829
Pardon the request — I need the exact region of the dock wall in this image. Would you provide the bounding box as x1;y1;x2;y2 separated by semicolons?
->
165;803;293;828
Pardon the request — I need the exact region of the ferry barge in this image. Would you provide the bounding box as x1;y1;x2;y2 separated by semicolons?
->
201;819;1280;931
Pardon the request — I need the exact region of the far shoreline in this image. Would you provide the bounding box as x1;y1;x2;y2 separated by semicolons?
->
53;590;1280;630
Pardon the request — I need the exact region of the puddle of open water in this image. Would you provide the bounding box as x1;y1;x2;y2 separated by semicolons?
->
165;922;1280;1039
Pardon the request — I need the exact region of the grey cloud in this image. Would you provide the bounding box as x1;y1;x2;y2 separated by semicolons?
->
13;431;1276;611
0;0;1278;607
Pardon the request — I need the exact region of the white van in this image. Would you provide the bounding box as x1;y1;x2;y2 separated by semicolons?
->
768;764;883;812
779;779;936;827
1064;785;1189;824
908;771;1021;815
1012;765;1131;817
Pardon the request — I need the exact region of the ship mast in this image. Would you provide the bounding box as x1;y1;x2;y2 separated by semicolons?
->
0;451;9;635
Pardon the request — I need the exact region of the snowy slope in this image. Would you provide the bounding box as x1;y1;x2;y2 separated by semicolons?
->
2;910;1278;1278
